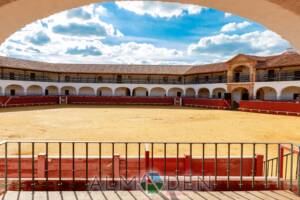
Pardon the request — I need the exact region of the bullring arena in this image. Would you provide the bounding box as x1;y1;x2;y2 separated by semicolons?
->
1;0;300;199
0;52;299;199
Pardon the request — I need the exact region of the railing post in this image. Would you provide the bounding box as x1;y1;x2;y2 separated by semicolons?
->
280;145;284;178
297;145;300;196
145;144;150;173
37;154;46;178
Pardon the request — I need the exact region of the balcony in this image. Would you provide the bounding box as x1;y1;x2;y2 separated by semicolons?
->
231;74;250;83
0;74;227;85
256;72;300;82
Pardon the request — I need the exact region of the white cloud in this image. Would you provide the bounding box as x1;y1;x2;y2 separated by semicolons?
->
221;21;251;32
188;30;290;62
115;1;204;18
224;12;232;18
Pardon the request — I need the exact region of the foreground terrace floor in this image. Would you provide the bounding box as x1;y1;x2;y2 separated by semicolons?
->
1;190;299;200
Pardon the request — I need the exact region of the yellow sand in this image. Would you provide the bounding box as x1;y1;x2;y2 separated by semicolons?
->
0;105;299;156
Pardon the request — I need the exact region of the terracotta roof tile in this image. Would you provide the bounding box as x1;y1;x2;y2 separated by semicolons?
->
0;52;300;75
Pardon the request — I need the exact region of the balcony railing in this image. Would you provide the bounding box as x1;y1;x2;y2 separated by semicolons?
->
231;74;250;83
256;72;300;82
0;74;227;85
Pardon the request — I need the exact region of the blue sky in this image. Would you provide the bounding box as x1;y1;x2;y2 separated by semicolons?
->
0;1;292;64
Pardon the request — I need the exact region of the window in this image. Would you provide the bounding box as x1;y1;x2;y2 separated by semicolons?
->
116;75;122;83
163;77;168;83
45;89;49;96
65;90;70;96
178;77;182;82
294;71;300;80
30;73;36;81
218;75;223;82
9;72;15;80
268;70;275;80
205;76;209;82
218;92;222;99
65;76;70;82
97;76;103;82
10;89;15;96
234;72;240;82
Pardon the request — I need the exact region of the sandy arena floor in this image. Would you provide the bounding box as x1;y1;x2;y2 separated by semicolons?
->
0;105;299;156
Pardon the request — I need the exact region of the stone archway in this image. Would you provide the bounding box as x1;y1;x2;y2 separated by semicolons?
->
27;85;43;96
0;0;300;50
5;84;25;96
280;86;300;101
232;87;249;103
97;87;113;96
150;87;166;97
132;87;148;97
256;87;277;100
78;87;95;96
198;88;210;98
0;1;299;100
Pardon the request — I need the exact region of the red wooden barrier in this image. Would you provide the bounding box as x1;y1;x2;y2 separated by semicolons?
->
0;154;263;179
67;96;174;106
182;98;230;109
5;96;59;107
239;100;300;115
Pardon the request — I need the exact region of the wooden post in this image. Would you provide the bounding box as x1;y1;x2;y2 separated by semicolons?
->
145;144;150;172
37;154;46;178
113;154;120;178
185;155;191;176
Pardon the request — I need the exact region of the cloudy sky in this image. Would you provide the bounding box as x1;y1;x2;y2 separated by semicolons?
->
0;1;292;64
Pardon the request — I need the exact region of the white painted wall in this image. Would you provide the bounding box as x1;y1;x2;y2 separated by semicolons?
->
0;80;227;99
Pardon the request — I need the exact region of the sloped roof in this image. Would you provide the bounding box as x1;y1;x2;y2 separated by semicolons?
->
185;62;227;75
0;52;300;75
0;56;193;75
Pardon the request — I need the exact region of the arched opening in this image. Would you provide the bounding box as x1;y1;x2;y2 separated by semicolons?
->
78;87;95;96
198;88;210;98
212;88;226;99
256;87;277;100
61;86;76;96
0;0;299;52
97;87;113;96
132;87;148;97
45;86;59;96
280;86;300;101
185;88;196;97
232;65;250;82
232;87;249;103
168;88;183;97
5;85;25;96
150;87;166;97
115;87;131;96
27;85;43;96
